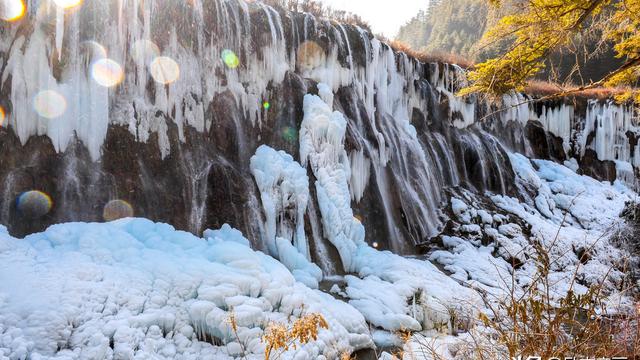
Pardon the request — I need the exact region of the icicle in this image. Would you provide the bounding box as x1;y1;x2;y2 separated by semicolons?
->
55;7;64;61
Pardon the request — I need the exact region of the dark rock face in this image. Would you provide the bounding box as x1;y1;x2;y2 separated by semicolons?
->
0;0;636;273
578;149;617;183
525;121;567;162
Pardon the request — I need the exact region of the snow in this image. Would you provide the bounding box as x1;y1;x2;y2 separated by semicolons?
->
508;152;631;230
450;198;469;220
1;5;638;355
430;153;635;301
407;153;637;358
429;236;512;289
275;237;323;289
349;246;479;332
491;153;633;294
0;219;373;359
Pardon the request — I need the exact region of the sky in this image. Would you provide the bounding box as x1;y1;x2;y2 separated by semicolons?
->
318;0;427;38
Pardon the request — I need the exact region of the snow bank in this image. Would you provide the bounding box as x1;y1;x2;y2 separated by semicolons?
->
493;153;632;292
433;152;634;303
0;219;373;359
413;154;637;358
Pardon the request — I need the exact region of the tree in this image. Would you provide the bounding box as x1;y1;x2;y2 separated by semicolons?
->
395;0;498;59
460;0;640;103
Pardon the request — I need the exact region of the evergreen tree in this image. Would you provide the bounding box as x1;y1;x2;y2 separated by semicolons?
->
460;0;640;102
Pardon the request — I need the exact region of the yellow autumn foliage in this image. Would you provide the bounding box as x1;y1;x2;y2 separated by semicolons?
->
461;0;640;102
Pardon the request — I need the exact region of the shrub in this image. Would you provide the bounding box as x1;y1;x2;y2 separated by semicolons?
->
404;226;640;359
262;313;329;359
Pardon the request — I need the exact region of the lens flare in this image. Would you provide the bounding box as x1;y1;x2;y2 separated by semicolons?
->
131;39;160;64
81;40;107;60
0;106;5;127
17;190;52;218
296;41;324;71
221;49;239;69
53;0;82;9
263;101;270;110
33;90;67;119
282;126;298;143
1;0;26;21
91;58;124;87
103;199;134;221
150;56;180;84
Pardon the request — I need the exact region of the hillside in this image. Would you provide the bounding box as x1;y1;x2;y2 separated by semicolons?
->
396;0;623;84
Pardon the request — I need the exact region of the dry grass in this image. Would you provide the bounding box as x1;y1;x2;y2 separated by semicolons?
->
474;222;640;360
524;80;629;100
387;40;475;69
386;41;629;101
395;214;640;360
262;313;329;360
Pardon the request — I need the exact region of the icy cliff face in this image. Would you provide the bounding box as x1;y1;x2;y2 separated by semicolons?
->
1;3;638;356
0;124;634;358
0;0;637;262
495;93;640;182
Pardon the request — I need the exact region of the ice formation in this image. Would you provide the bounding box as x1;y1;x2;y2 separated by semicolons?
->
499;94;640;173
2;0;637;248
1;97;637;357
431;64;476;129
0;219;373;359
250;145;322;288
299;88;481;333
2;137;633;358
1;1;638;358
1;0;425;162
581;101;640;167
299;92;363;272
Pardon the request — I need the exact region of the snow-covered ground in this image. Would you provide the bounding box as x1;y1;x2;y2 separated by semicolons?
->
1;87;636;359
0;220;373;359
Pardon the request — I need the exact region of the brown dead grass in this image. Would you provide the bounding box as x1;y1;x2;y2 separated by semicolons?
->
525;80;628;100
387;41;628;100
387;40;475;69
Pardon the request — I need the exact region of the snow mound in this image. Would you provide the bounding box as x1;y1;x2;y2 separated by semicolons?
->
432;152;634;302
0;219;373;359
493;153;633;293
